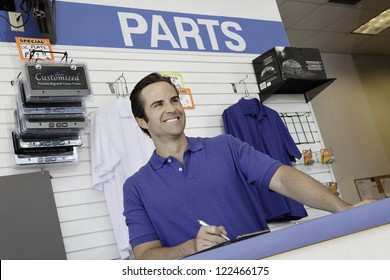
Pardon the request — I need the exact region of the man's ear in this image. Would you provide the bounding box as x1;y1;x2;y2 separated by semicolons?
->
136;117;148;130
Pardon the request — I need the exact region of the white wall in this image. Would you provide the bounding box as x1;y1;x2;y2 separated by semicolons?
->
311;53;390;203
0;0;333;259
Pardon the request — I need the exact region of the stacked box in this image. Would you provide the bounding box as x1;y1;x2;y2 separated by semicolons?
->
253;46;334;102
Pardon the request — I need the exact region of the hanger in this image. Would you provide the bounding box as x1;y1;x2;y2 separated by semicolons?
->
238;75;253;99
107;73;130;98
118;73;129;97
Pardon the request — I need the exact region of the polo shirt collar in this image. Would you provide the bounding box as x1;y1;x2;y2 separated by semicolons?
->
149;137;203;170
238;98;267;121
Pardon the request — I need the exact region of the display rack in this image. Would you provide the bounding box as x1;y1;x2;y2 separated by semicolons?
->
279;112;316;145
11;54;92;167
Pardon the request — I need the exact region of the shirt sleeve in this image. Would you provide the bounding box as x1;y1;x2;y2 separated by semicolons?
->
222;108;232;134
227;135;282;189
90;111;121;191
275;114;302;161
123;175;159;248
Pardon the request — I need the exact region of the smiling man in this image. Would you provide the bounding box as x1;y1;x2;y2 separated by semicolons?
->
123;72;372;260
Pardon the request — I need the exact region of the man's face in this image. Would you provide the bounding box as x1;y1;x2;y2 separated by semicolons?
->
137;81;186;140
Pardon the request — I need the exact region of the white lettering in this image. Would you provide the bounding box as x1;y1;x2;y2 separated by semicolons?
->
197;19;220;50
117;11;247;53
151;15;180;48
221;21;246;52
174;17;205;50
118;12;148;46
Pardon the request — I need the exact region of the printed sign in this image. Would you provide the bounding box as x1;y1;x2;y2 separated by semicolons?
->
48;2;288;54
161;72;185;88
25;63;90;93
15;37;54;61
178;88;195;110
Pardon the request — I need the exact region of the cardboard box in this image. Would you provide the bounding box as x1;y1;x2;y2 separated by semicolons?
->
253;46;334;102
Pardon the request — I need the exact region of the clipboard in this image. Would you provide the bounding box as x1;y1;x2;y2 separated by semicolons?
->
185;229;270;257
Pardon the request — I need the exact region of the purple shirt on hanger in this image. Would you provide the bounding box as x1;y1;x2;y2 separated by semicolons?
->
222;98;307;221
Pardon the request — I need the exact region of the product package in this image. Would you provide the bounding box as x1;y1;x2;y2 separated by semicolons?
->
253;46;335;102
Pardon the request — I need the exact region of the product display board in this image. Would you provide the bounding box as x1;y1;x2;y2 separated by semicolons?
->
11;62;92;167
0;171;67;259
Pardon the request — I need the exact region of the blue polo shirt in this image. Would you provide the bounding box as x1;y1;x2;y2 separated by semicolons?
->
123;134;281;248
222;98;307;221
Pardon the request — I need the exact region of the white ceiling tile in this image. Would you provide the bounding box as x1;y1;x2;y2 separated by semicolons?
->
277;0;390;55
356;0;390;12
324;8;380;32
351;35;390;54
278;1;319;28
299;31;346;50
298;0;328;3
285;29;318;46
322;33;371;53
378;27;390;37
293;5;353;30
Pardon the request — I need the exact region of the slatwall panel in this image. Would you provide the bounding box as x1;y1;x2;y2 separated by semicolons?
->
0;43;334;259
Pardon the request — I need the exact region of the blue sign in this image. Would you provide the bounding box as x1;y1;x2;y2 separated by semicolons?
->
1;2;289;54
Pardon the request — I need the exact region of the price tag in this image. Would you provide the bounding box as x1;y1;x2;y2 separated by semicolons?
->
178;88;195;110
15;37;54;61
161;72;185;88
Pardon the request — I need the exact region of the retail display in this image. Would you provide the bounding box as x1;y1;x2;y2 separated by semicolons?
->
253;46;335;102
11;61;92;167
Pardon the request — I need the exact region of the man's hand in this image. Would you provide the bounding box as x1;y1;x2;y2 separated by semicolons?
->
195;225;229;252
350;199;376;209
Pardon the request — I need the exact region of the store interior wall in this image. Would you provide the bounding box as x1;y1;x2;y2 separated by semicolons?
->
1;0;389;259
311;53;390;204
352;55;390;162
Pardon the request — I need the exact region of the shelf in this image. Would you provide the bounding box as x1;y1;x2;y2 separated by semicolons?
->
258;78;336;103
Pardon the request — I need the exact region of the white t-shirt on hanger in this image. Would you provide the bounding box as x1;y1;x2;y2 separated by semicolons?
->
91;97;154;259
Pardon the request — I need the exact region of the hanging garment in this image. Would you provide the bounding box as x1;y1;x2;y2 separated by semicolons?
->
91;98;155;259
222;98;307;221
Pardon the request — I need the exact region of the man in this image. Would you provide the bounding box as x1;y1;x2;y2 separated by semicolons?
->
123;72;372;260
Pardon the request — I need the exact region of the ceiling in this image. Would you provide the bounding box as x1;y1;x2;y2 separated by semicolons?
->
276;0;390;56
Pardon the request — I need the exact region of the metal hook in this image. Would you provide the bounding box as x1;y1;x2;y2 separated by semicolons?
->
116;77;125;98
107;82;116;95
11;72;22;86
119;73;129;96
60;51;68;63
238;74;250;98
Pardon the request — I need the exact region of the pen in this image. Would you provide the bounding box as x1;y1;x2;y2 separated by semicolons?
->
198;220;230;241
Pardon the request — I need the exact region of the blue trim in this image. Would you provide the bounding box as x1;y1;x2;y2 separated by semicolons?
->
183;198;390;259
1;1;289;54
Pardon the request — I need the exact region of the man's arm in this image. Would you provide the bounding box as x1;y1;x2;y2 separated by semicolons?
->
269;165;372;213
133;239;195;260
133;225;228;260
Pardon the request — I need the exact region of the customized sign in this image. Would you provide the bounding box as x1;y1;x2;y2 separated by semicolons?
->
22;63;92;102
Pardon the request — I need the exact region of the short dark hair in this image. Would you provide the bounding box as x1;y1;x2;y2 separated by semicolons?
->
130;72;179;137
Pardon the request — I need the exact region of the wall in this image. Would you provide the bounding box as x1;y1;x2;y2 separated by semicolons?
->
1;0;333;259
353;55;390;162
311;53;390;203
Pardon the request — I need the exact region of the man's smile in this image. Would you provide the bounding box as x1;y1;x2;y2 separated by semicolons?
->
163;117;179;123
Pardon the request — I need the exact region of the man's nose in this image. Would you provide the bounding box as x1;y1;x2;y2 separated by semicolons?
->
165;102;177;112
